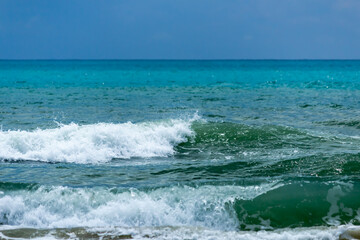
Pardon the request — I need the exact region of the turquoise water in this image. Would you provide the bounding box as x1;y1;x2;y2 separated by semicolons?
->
1;60;360;239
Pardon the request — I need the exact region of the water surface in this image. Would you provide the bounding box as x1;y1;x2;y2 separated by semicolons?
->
1;60;360;239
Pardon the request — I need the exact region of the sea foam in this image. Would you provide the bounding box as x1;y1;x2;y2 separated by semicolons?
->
0;119;194;164
0;183;279;230
0;226;347;240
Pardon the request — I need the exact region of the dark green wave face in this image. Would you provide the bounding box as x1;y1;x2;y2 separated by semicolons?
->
177;122;318;157
173;122;360;181
1;60;360;239
234;182;360;230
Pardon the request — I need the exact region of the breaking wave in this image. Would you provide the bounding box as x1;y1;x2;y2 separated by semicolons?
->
0;183;280;230
0;119;194;164
0;117;358;164
0;181;359;232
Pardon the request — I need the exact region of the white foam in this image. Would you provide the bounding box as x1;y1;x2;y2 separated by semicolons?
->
0;225;348;240
133;225;346;240
0;182;279;230
0;119;195;164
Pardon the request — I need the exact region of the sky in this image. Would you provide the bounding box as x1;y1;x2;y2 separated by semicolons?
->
0;0;360;59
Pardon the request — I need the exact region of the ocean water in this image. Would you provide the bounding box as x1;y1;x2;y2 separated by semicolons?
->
1;60;360;239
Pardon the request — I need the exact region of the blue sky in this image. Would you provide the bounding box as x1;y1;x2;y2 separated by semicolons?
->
1;0;360;59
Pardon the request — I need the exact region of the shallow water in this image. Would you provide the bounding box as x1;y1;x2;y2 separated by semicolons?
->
1;60;360;239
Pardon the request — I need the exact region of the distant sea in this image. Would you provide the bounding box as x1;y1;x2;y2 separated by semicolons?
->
0;60;360;239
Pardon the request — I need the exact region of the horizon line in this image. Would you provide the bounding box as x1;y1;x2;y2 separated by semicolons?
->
1;58;360;61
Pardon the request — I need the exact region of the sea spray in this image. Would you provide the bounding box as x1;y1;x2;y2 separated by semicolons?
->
0;119;195;163
0;182;280;229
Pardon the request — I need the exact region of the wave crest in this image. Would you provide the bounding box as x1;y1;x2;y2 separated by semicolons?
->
0;120;194;163
0;183;278;229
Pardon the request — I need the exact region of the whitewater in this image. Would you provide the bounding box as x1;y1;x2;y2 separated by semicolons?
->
0;119;194;163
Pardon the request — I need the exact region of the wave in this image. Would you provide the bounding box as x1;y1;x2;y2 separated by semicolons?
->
0;118;357;164
0;183;279;230
0;181;359;232
175;122;357;161
321;120;360;129
235;181;360;230
0;119;194;164
178;122;311;151
151;153;360;182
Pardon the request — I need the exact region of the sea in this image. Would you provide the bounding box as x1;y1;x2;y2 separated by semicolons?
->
0;60;360;239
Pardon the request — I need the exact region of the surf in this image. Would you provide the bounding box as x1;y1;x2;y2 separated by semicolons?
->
0;119;194;164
